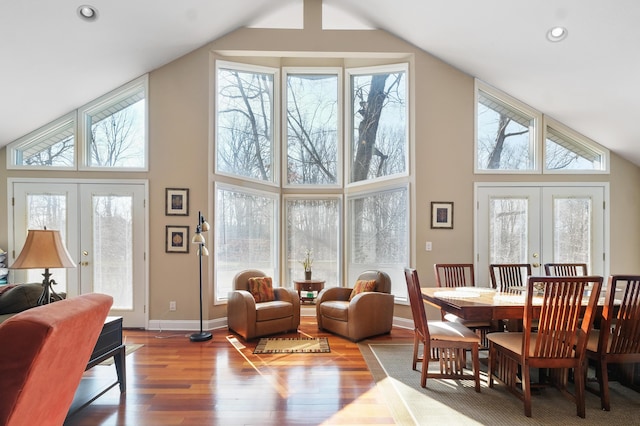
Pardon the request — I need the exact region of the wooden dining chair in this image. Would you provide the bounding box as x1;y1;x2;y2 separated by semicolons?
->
487;275;603;418
404;268;481;392
586;275;640;411
434;263;493;347
489;263;532;291
544;263;588;276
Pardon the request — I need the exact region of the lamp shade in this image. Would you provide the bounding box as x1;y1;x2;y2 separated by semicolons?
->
10;229;76;269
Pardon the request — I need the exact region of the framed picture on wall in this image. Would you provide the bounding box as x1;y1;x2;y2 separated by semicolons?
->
431;201;453;229
165;188;189;216
165;225;189;253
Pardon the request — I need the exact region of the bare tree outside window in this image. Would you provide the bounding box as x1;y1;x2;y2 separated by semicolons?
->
217;67;274;182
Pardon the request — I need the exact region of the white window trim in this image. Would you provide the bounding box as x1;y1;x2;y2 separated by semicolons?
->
214;60;280;187
543;116;610;174
475;80;543;174
281;66;343;189
6;111;77;171
78;74;149;172
345;63;410;188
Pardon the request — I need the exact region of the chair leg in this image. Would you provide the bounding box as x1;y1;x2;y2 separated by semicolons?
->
575;363;586;418
522;364;532;417
598;360;611;411
412;334;419;371
487;342;495;388
420;341;429;388
471;343;481;393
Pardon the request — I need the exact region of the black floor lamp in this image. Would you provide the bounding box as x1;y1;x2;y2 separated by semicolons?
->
190;211;212;342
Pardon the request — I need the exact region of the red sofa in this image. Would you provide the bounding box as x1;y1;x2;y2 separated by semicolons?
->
0;293;113;426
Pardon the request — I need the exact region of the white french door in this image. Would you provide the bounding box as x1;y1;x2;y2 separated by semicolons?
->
475;183;607;285
10;180;147;327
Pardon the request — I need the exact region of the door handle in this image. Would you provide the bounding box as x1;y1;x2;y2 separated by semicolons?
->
532;262;540;268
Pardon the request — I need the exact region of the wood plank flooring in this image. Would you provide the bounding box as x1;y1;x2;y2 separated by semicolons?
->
64;317;414;426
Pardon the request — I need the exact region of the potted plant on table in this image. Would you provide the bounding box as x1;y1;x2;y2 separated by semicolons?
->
301;249;313;280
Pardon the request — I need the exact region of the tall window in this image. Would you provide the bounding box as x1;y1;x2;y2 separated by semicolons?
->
216;62;276;183
214;184;278;303
214;60;410;303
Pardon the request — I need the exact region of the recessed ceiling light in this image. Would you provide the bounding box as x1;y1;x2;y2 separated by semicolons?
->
77;5;98;21
546;26;567;42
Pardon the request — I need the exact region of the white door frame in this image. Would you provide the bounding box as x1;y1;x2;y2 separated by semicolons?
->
7;177;149;328
474;182;610;284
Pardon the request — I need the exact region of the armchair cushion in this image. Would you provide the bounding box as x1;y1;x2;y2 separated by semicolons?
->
248;277;275;302
349;279;377;300
0;283;44;315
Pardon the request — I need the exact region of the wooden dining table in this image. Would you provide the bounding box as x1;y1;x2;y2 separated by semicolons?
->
420;286;607;322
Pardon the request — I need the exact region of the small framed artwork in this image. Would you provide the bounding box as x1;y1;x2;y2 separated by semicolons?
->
166;226;189;253
165;188;189;216
431;202;454;229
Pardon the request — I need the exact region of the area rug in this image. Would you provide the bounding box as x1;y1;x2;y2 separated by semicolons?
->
360;343;640;426
253;337;330;354
98;343;143;366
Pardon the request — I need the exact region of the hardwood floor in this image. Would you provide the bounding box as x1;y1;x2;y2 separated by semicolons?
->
64;316;414;425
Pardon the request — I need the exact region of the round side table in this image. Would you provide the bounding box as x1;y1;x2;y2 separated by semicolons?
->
293;279;325;304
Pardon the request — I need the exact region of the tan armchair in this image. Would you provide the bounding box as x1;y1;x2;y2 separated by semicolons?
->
316;270;394;342
227;269;301;341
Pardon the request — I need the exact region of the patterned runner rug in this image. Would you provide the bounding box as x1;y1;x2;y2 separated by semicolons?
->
253;337;330;354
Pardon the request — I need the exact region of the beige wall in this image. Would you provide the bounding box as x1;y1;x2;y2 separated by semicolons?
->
2;4;640;324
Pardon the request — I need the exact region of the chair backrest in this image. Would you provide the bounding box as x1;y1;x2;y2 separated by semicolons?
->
356;270;391;293
523;275;602;360
434;263;475;288
404;268;430;340
544;263;588;276
489;263;532;291
599;275;640;356
232;269;267;292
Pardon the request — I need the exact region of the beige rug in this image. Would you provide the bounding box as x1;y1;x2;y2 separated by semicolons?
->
360;342;640;426
98;343;143;366
253;337;330;354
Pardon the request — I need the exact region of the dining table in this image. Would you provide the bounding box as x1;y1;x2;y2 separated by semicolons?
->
420;285;609;322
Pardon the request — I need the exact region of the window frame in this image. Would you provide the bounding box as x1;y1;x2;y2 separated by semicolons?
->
78;75;149;171
6;112;77;170
214;60;280;188
345;63;410;188
281;67;343;189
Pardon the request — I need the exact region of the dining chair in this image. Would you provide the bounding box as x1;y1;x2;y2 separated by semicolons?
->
544;263;588;276
404;268;481;392
487;275;603;418
434;263;493;347
586;275;640;411
489;263;532;292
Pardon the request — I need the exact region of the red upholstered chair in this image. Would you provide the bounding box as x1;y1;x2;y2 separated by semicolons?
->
0;293;113;426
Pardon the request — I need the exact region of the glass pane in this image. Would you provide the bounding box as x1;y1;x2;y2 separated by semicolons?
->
545;127;603;171
217;67;274;182
553;197;591;264
286;73;338;185
87;90;146;168
25;194;68;292
477;91;534;170
92;195;133;310
350;70;407;183
349;188;408;299
286;198;339;287
15;120;75;167
215;187;277;302
489;197;528;263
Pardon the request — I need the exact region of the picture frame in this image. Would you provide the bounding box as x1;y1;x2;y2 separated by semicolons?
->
431;201;454;229
165;225;189;253
165;188;189;216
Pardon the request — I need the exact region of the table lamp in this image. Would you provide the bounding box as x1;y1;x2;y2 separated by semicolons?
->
10;229;76;305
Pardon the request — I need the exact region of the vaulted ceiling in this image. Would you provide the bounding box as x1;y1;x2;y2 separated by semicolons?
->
2;0;639;165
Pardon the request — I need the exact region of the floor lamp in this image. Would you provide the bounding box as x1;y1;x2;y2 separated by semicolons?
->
190;211;212;342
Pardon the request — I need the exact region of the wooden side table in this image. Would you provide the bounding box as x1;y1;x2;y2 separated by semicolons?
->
293;279;325;304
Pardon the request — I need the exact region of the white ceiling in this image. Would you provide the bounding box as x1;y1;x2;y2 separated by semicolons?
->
2;0;639;165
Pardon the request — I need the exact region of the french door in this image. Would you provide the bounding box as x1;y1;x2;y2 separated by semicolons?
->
10;180;147;327
475;183;607;285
